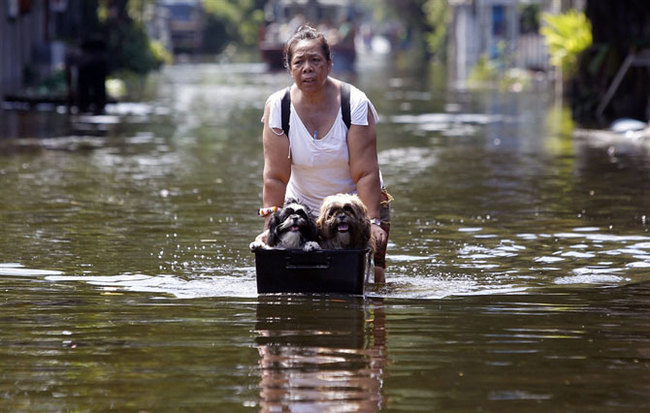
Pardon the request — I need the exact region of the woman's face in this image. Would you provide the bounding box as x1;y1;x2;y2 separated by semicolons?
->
289;39;332;92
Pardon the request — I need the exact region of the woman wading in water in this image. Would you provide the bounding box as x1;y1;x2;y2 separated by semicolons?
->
257;24;392;283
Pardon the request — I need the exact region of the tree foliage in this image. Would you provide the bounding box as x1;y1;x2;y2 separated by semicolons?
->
422;0;448;60
95;0;165;74
540;10;592;77
202;0;266;52
571;0;650;124
374;0;447;62
586;0;650;46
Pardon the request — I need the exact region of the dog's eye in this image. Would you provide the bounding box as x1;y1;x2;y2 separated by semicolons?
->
344;205;354;214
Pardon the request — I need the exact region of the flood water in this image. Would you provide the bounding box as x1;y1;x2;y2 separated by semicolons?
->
1;59;650;411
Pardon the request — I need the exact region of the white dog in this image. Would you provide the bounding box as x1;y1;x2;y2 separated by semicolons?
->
250;200;321;251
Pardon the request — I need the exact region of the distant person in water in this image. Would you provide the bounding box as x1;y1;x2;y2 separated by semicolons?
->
256;24;392;283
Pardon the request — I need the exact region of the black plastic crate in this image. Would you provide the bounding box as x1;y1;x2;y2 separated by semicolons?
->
254;248;369;295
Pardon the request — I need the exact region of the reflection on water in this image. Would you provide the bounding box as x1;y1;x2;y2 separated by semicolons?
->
383;283;650;412
2;61;650;410
1;268;649;411
255;297;386;412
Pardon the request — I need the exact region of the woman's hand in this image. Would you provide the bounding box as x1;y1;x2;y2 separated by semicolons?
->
256;229;269;244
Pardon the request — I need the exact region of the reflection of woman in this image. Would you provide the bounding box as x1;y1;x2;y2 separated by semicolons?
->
256;297;387;412
258;24;391;282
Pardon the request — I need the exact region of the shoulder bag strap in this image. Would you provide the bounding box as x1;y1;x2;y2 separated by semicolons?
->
281;87;291;136
340;82;351;130
281;83;350;135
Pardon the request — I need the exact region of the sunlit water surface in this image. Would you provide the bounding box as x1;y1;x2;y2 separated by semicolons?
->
1;61;650;411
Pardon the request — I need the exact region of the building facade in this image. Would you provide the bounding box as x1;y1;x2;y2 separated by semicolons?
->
447;0;585;87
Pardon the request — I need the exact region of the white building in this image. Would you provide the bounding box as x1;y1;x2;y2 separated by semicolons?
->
447;0;584;87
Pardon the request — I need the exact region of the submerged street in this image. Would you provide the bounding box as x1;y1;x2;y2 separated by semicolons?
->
1;60;650;411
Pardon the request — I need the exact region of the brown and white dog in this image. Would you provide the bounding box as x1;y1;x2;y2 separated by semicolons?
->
317;193;372;250
250;199;321;251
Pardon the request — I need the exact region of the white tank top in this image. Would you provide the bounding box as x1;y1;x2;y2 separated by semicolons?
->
264;83;381;215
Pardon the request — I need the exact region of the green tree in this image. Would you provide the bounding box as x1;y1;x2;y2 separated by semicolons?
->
540;9;592;78
374;0;448;63
202;0;266;53
571;0;650;123
423;0;448;60
96;0;164;74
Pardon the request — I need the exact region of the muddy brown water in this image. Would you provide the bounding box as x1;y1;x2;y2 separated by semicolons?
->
1;61;649;411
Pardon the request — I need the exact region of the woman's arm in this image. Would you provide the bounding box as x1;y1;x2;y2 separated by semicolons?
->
348;106;381;220
347;106;386;244
262;101;291;229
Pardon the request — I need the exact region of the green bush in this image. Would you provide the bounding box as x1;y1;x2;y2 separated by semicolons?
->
107;22;160;74
468;54;499;86
150;39;173;66
541;10;592;77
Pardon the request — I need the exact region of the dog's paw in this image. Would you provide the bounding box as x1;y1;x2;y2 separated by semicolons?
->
303;241;321;252
250;230;270;251
249;240;267;251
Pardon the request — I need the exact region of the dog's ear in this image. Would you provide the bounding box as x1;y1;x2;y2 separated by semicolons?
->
315;203;327;227
352;198;368;220
266;211;282;246
361;216;372;247
306;218;319;241
302;203;314;218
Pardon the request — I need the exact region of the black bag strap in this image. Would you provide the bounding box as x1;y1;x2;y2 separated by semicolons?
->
340;82;351;130
281;86;291;137
280;82;352;137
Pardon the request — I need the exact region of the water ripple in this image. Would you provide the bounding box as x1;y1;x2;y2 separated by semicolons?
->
0;263;63;277
44;271;258;299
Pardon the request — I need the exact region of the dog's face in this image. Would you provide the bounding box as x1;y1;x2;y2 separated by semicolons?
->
317;194;371;250
267;200;319;249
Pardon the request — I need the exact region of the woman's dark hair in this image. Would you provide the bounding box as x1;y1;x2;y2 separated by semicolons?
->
283;24;332;69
